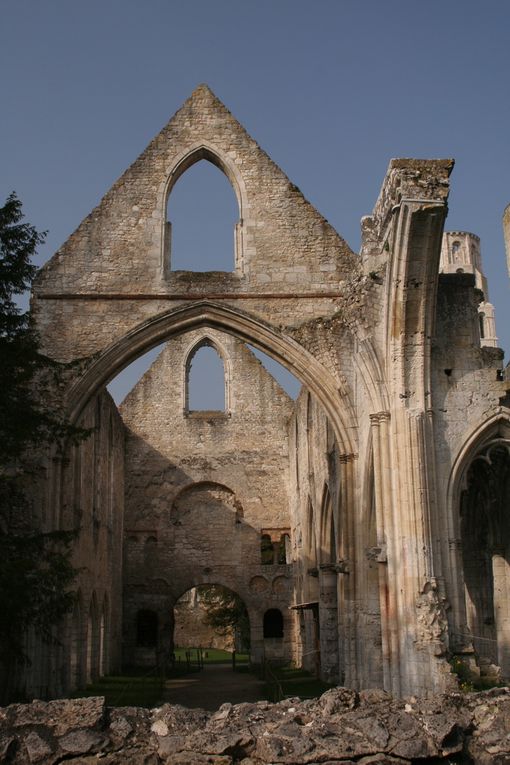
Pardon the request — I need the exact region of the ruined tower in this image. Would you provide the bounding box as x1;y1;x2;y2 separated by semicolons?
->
440;231;498;347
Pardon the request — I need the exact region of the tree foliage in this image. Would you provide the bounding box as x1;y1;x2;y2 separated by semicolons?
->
0;193;80;686
198;584;250;651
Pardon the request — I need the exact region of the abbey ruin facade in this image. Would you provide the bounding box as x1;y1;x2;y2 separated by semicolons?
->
26;85;510;700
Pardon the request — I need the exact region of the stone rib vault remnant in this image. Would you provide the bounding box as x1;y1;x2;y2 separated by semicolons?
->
21;84;510;700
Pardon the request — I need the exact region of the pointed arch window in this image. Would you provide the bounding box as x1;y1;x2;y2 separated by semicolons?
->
166;154;240;272
185;340;228;414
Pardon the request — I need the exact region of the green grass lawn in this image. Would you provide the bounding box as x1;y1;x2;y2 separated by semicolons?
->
173;647;250;664
73;669;164;707
264;665;334;701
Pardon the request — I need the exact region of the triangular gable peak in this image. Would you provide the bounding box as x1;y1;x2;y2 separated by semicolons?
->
35;85;356;295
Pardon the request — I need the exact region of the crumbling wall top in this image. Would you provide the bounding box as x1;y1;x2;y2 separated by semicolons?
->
361;158;454;260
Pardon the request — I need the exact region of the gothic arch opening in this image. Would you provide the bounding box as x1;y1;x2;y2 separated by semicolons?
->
166;156;240;272
184;337;228;413
56;303;358;688
66;303;356;455
459;440;510;678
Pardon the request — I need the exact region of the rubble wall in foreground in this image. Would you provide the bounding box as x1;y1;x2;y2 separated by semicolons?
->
1;687;510;764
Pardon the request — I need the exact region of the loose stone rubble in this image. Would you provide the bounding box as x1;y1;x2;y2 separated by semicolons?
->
2;688;510;764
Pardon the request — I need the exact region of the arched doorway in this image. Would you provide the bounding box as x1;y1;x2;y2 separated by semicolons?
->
173;584;250;658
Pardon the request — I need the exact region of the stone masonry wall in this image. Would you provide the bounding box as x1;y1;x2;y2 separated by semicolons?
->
32;390;126;698
119;329;296;666
31;85;359;366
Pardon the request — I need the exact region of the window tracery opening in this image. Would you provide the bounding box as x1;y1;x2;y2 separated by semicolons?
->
186;342;226;413
166;158;239;272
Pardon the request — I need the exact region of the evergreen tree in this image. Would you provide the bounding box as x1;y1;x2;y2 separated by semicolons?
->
0;193;79;700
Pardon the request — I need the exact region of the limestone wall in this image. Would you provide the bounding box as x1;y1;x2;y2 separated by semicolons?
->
25;390;125;699
21;85;510;701
119;329;296;666
31;85;358;365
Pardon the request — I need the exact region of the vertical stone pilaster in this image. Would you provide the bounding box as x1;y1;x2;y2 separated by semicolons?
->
369;412;397;694
318;564;339;683
492;549;510;675
338;452;356;687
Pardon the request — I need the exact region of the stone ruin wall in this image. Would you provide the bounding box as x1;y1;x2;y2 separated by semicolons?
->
4;688;510;765
20;84;510;701
31;85;358;368
119;328;297;666
30;390;126;698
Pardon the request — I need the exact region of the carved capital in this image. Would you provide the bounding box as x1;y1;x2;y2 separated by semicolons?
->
369;411;391;425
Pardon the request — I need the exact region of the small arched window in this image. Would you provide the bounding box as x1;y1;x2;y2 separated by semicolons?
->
136;610;158;648
186;342;226;413
263;609;284;638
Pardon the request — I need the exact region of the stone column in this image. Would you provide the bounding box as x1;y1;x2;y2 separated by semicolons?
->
318;564;339;683
492;548;510;675
337;453;356;686
369;412;395;693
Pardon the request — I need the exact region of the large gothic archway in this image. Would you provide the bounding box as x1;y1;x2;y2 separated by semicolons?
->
65;300;357;457
448;412;510;680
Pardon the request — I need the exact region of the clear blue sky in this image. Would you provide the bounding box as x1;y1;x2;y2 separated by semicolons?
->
2;1;509;402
